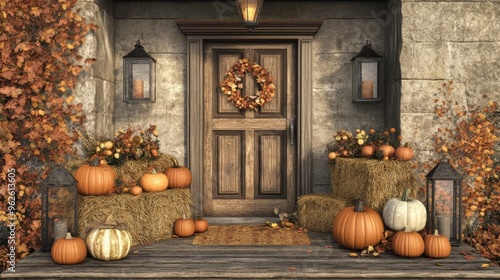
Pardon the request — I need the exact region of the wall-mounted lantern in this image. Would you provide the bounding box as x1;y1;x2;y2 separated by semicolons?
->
425;159;464;246
123;40;156;102
41;167;78;251
351;40;383;102
235;0;263;29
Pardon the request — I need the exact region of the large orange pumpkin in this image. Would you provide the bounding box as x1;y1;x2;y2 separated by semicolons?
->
140;169;168;192
51;233;87;265
332;201;385;250
392;229;425;258
424;229;451;259
74;159;115;195
164;158;192;189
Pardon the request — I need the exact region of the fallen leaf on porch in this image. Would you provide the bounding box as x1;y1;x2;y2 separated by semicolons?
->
325;245;332;248
436;263;444;266
305;250;312;253
349;252;358;257
481;263;490;268
463;255;476;260
133;250;139;254
288;267;298;271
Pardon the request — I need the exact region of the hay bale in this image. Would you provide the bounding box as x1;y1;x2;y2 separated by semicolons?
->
78;188;192;246
297;194;346;233
331;158;417;213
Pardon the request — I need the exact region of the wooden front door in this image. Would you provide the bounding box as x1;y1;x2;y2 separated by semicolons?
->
203;41;297;216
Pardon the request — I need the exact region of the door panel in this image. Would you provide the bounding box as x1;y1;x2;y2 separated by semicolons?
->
204;41;296;216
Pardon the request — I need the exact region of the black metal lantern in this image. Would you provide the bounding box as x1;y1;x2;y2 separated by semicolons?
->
123;40;156;102
351;40;383;102
41;167;78;251
235;0;263;29
425;159;464;246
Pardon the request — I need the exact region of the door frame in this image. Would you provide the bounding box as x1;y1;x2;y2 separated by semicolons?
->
176;19;323;217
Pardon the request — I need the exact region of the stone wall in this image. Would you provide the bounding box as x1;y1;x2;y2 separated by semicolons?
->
399;0;500;163
110;1;388;193
76;0;115;139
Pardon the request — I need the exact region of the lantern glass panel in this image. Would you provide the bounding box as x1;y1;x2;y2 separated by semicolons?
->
360;62;378;99
131;62;151;99
434;180;454;239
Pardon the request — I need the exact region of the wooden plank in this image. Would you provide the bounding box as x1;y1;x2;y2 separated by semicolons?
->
2;232;498;279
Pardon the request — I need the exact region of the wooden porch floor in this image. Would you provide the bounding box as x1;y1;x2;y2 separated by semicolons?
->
2;229;499;280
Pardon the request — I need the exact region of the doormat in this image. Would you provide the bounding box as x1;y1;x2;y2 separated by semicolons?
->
192;225;310;246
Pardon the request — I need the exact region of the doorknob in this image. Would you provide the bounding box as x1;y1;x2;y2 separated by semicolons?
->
289;116;296;147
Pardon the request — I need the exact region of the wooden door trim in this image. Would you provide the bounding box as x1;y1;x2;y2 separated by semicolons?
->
184;30;320;217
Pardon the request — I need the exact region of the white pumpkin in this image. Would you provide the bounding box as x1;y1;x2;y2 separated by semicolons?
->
383;188;427;232
86;227;132;261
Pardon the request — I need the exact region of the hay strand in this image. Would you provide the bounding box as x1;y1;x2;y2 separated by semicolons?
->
331;158;417;213
297;194;346;233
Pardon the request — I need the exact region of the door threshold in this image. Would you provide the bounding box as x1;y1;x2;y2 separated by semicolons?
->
204;217;278;225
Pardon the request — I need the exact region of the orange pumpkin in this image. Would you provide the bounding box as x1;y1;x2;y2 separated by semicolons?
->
332;201;384;250
164;158;192;189
174;215;195;237
51;233;87;265
361;145;375;158
194;219;209;233
395;142;414;161
130;186;143;196
379;144;395;158
328;152;337;160
140;169;168;192
74;159;115;195
392;229;425;258
424;229;451;259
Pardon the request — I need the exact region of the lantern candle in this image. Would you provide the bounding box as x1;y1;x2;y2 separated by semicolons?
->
361;80;374;99
53;220;68;241
133;80;144;98
437;215;451;239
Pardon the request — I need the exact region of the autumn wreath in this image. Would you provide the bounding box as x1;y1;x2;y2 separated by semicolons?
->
220;58;276;110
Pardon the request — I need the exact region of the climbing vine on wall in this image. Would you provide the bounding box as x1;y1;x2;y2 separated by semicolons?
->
0;0;96;270
424;81;500;264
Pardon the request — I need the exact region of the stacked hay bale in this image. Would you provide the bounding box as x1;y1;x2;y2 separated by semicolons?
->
67;154;193;246
298;158;418;233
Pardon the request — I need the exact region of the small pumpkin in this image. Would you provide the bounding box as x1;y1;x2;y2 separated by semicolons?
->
74;158;115;195
85;215;132;261
332;201;385;250
361;145;375;158
379;144;395;158
140;169;168;192
328;152;337;160
194;219;209;233
174;214;196;237
164;158;192;189
130;186;143;196
51;232;87;265
395;142;414;161
392;229;425;258
424;229;451;259
382;188;427;232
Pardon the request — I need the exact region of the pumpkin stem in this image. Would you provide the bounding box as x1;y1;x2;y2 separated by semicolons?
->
404;142;410;147
401;188;411;202
65;232;73;239
433;229;440;236
354;201;364;212
104;214;119;227
172;158;180;168
151;169;157;174
90;158;100;167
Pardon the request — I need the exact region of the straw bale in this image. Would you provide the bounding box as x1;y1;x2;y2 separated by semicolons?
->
78;188;192;246
331;158;417;213
297;193;346;233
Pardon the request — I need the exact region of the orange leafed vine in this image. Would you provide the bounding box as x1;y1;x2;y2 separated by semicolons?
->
0;0;96;270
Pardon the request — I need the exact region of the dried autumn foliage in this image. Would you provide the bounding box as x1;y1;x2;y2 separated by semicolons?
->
424;81;499;264
0;0;96;270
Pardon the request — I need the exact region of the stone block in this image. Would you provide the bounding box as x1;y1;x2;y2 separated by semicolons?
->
400;42;448;80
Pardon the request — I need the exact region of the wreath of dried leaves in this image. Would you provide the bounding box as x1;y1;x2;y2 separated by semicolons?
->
220;58;276;110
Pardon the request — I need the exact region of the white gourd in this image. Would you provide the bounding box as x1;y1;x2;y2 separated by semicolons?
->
383;188;427;231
